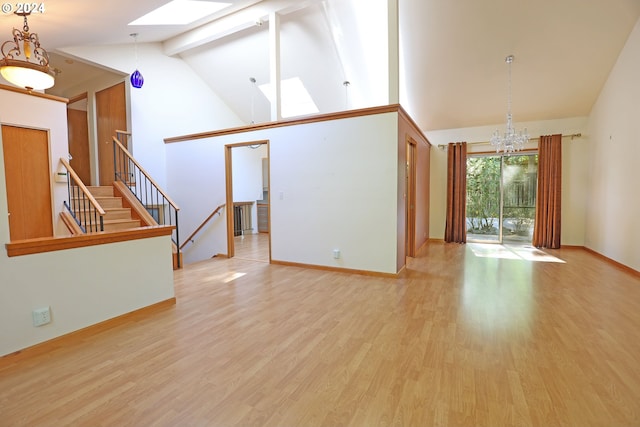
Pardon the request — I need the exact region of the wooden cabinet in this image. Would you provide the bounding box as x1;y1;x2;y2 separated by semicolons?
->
257;204;269;233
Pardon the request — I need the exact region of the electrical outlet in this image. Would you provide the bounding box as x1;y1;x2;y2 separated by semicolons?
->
32;307;51;327
333;249;341;259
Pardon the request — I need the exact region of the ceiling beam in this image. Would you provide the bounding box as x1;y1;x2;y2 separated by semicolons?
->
162;0;323;56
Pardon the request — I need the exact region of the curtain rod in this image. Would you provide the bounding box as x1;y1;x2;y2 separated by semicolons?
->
437;132;582;149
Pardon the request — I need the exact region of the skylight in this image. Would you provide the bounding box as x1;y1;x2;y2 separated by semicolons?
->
129;0;231;26
259;77;319;118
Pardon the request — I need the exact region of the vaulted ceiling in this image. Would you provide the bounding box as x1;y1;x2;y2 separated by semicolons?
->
2;0;638;131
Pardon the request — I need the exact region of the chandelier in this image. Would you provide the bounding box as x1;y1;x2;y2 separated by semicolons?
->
490;55;529;153
0;12;55;91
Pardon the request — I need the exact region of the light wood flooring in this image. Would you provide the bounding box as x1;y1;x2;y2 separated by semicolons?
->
1;242;639;426
234;233;269;262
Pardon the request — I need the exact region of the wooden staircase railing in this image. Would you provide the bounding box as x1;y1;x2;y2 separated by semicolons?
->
60;157;106;232
112;135;182;267
180;204;225;250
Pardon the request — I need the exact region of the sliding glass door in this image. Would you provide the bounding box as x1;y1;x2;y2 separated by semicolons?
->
466;153;538;244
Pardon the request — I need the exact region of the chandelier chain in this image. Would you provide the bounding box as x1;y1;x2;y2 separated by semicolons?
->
490;54;529;153
506;55;512;130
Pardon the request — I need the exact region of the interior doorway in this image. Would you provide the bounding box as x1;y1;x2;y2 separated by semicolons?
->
225;140;270;262
466;153;538;244
96;81;127;186
1;125;53;240
405;138;417;257
67;93;91;184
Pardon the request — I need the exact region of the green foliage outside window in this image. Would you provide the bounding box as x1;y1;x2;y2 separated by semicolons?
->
466;155;538;236
466;157;500;234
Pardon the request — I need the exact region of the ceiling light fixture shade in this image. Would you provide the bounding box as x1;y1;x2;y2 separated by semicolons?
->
0;12;55;91
130;69;144;88
490;55;529;153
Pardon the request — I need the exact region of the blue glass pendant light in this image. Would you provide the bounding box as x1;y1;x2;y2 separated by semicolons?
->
130;69;144;88
130;33;143;89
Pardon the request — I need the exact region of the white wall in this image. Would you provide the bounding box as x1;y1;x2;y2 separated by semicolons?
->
167;112;400;274
0;89;175;357
586;17;640;271
0;88;70;236
0;236;175;357
58;42;244;189
426;117;589;246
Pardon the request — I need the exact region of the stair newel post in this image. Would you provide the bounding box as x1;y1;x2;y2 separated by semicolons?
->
175;209;181;268
66;167;71;213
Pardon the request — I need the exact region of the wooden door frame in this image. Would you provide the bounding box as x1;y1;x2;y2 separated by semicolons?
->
225;140;270;259
67;92;91;184
405;137;417;257
1;124;54;240
96;81;127;186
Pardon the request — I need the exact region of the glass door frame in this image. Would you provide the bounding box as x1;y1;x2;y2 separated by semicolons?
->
466;151;538;244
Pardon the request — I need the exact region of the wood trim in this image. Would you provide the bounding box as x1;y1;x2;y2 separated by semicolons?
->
397;105;431;146
0;84;68;103
164;105;403;144
0;298;176;367
67;92;88;105
60;211;84;235
405;137;417;257
113;181;158;226
60;158;106;216
5;226;175;257
416;238;431;253
226;139;269;148
225;145;234;258
112;137;180;210
577;246;639;278
270;259;400;278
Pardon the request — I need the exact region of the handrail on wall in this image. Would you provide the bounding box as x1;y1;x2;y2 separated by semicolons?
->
180;204;225;250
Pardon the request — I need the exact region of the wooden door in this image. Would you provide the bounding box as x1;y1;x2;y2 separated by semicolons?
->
67;94;91;184
1;125;53;240
96;81;127;186
406;139;417;257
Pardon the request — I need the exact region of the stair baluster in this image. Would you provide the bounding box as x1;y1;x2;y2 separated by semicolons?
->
60;158;105;233
112;133;182;268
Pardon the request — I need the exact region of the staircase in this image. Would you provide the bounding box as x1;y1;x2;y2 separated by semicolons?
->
61;138;182;269
80;186;140;232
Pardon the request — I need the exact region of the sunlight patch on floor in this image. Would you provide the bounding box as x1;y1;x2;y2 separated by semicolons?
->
206;272;247;283
469;243;566;263
222;272;247;283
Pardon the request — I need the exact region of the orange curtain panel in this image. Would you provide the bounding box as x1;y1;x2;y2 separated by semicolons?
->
533;134;562;248
444;142;467;243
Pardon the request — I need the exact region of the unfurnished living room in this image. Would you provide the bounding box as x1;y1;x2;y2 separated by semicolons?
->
1;1;639;426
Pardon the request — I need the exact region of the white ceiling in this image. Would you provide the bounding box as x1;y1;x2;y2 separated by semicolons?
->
2;0;639;131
